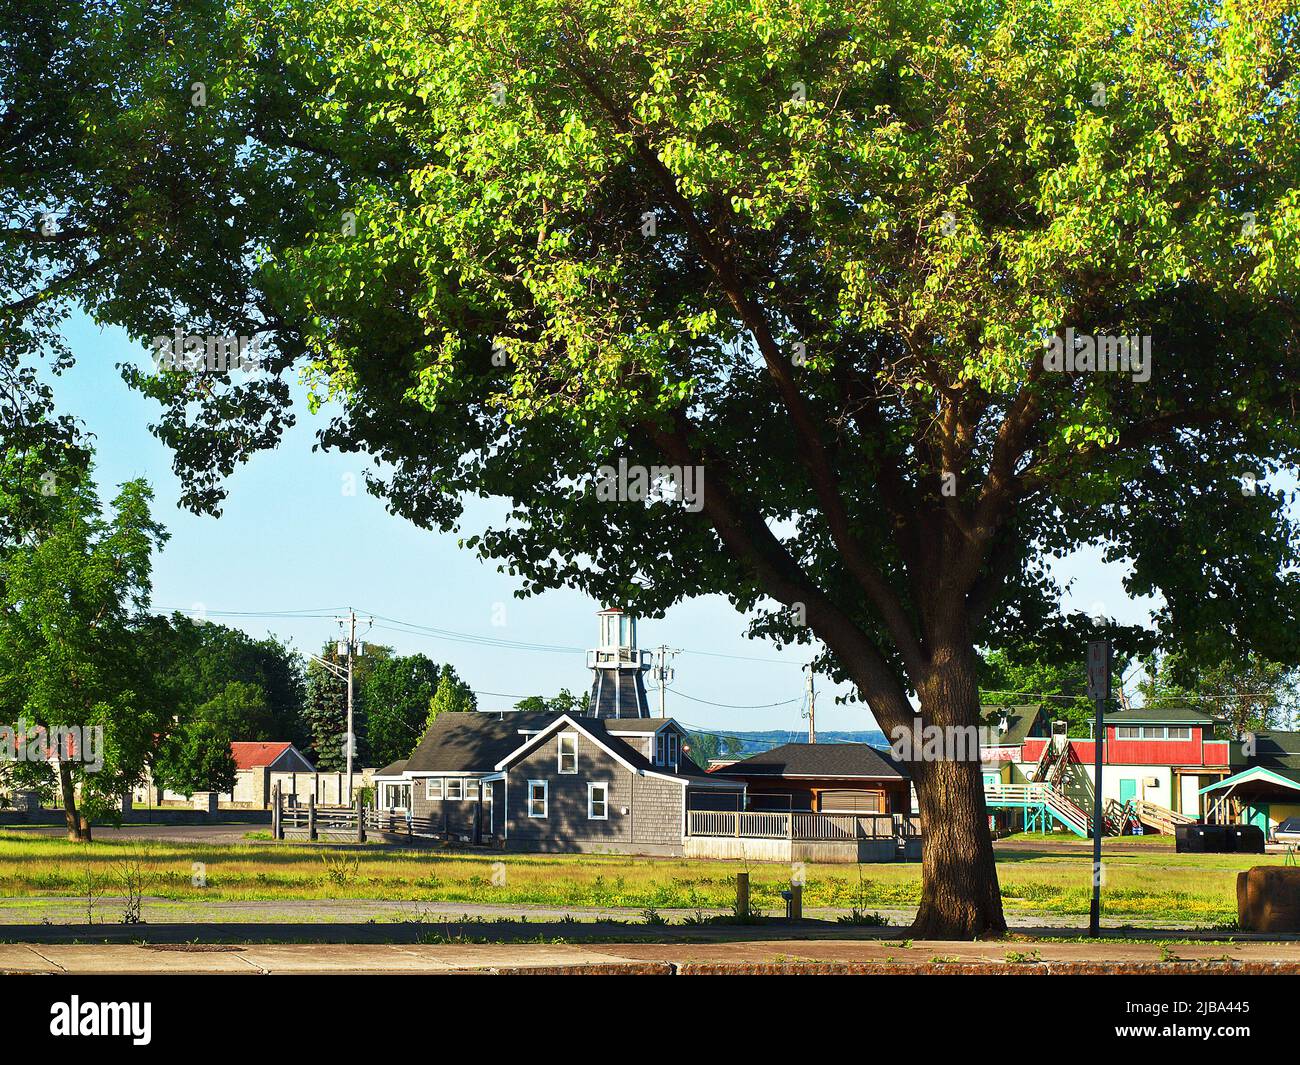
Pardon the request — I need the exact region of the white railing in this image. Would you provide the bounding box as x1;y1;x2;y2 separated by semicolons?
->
686;810;911;841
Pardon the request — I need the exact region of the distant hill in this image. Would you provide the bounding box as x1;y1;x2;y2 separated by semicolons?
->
685;727;890;763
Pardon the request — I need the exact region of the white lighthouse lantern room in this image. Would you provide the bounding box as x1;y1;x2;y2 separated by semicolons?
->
587;608;653;718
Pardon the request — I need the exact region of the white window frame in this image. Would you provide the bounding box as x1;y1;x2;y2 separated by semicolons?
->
465;779;480;800
558;733;578;774
588;781;609;820
445;778;464;801
667;732;680;768
1115;726;1140;740
655;733;667;765
1166;726;1192;740
425;778;443;800
527;779;548;818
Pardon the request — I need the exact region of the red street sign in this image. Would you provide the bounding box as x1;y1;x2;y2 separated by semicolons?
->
1087;641;1112;701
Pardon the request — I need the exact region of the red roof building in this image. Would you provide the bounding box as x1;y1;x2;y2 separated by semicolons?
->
229;742;315;772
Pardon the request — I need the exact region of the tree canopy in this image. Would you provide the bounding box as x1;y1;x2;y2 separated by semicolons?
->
7;0;1300;933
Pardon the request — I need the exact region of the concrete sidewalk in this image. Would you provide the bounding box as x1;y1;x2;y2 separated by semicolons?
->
5;938;1300;974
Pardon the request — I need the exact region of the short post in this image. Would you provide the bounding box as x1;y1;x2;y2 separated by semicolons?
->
736;871;750;919
355;793;365;844
308;794;317;842
272;784;281;841
790;882;803;921
474;787;483;845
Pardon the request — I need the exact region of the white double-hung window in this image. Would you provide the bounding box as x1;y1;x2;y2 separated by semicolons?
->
528;780;548;818
558;734;578;774
588;782;609;820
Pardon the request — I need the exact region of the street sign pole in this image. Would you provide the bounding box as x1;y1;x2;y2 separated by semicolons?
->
1087;639;1112;938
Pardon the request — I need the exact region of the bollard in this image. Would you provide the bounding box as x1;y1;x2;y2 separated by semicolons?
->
736;871;750;919
355;793;366;844
308;794;317;841
790;882;803;921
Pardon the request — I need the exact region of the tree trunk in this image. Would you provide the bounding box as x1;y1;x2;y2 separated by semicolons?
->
907;636;1006;939
910;757;1004;938
57;759;90;842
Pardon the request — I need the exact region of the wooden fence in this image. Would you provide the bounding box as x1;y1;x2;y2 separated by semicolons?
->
273;787;485;843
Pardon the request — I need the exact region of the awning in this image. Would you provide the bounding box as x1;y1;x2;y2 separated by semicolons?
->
1200;766;1300;796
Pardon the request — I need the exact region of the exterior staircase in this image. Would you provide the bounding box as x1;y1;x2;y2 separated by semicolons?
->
984;782;1091;837
1132;798;1194;835
1104;797;1140;835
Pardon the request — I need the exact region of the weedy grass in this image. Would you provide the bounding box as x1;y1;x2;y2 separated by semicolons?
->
0;830;1284;922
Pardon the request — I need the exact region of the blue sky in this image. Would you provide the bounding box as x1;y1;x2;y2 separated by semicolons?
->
40;313;1154;738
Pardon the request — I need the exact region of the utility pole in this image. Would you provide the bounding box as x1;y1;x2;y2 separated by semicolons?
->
653;645;679;718
802;663;816;743
327;608;372;801
345;610;356;800
1086;639;1112;938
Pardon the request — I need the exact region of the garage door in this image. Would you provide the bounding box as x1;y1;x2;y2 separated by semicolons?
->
819;790;882;813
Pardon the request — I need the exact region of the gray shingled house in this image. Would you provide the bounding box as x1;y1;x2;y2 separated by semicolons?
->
395;710;743;853
376;609;744;854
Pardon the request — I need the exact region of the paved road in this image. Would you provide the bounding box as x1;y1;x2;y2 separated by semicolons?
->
4;936;1300;973
2;823;266;844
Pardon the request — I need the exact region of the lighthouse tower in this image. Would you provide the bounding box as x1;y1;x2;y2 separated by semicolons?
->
586;608;653;718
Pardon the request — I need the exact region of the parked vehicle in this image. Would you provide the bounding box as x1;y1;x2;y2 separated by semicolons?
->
1274;817;1300;846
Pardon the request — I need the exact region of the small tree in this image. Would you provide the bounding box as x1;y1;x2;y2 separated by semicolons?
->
363;653;441;765
425;665;478;730
513;688;586;715
0;452;169;840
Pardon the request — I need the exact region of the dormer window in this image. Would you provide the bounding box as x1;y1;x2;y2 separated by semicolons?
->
655;731;680;769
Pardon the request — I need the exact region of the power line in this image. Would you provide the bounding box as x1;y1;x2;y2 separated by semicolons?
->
162;602;811;666
664;687;799;710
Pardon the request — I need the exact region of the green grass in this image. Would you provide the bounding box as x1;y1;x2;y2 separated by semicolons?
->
1002;831;1175;847
0;830;1285;923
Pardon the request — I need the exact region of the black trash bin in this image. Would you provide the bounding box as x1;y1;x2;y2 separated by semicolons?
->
1176;823;1227;853
1223;824;1266;854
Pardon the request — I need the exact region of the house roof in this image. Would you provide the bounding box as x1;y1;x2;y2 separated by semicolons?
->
496;713;739;788
1231;729;1300;774
230;742;312;771
1104;706;1217;726
601;718;675;734
713;742;908;781
374;759;408;778
1201;764;1300;795
398;710;739;788
404;711;560;774
979;704;1047;746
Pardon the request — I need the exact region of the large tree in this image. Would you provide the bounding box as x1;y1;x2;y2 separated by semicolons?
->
10;0;1300;934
